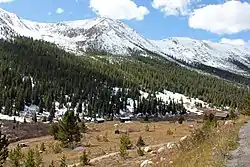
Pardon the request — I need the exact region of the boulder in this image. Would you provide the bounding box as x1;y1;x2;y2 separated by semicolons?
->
188;124;194;128
166;142;176;149
150;151;157;155
160;157;166;162
180;135;188;142
224;120;235;126
157;146;166;153
140;160;154;167
144;146;152;152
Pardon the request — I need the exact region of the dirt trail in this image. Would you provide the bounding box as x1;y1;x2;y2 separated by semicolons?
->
227;121;250;167
8;136;52;149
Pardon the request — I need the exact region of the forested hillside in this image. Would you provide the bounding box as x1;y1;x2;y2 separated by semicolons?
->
0;37;247;120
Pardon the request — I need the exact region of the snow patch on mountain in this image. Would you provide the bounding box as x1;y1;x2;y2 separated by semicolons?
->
0;8;250;76
152;37;250;75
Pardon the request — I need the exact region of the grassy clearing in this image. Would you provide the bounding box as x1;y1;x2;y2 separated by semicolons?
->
7;121;197;166
156;116;248;167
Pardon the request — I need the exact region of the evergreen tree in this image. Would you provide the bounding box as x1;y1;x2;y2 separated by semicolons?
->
241;94;250;115
4;98;12;116
9;145;24;167
49;161;55;167
48;102;56;122
0;132;9;166
35;148;43;167
57;111;81;147
38;98;44;114
59;155;67;167
79;150;90;166
48;123;59;140
32;113;37;122
76;99;83;113
136;136;145;147
24;77;32;105
15;89;24;115
24;149;36;167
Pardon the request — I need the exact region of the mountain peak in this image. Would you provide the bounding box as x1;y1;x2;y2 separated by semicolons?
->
0;8;250;76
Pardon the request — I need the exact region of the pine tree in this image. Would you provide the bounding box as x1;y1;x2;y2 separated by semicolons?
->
136;136;145;147
24;77;32;105
4;98;12;116
15;89;24;115
48;102;56;122
76;99;83;113
0;131;9;166
57;111;81;147
35;148;43;167
38;98;44;114
49;161;55;167
9;145;24;167
137;147;144;156
79;122;87;133
40;142;46;152
59;155;67;167
24;149;36;167
241;94;250;115
79;150;90;166
32;113;37;122
48;123;59;140
120;134;131;149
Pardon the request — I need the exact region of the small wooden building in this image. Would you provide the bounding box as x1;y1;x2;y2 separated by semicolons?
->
214;112;229;120
95;118;105;123
119;117;131;123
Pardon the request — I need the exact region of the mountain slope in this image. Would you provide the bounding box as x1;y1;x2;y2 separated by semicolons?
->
152;38;250;76
0;8;250;79
0;37;247;115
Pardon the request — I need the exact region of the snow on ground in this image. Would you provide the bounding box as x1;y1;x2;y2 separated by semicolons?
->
0;113;29;123
140;90;209;115
0;88;215;122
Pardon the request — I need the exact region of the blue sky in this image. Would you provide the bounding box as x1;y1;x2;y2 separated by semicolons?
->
0;0;249;44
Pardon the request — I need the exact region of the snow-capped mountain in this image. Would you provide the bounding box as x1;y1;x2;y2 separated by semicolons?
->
152;38;250;76
1;8;250;77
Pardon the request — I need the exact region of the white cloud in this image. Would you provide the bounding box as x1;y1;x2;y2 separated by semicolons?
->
48;12;52;16
152;0;201;16
89;0;149;20
189;1;250;34
56;8;64;14
0;0;14;3
220;38;248;46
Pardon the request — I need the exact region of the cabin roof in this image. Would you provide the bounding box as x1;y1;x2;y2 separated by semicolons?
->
119;117;131;120
214;112;229;118
96;118;105;121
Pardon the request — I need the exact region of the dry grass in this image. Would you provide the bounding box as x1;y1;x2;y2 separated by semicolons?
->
6;121;198;166
154;116;249;167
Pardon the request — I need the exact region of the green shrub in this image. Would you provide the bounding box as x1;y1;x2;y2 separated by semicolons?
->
119;145;128;158
80;150;90;166
52;143;62;154
120;134;132;149
137;147;144;156
9;145;24;167
166;129;174;135
136;136;145;147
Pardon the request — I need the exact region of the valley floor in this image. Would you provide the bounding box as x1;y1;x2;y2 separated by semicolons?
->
7;121;198;167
